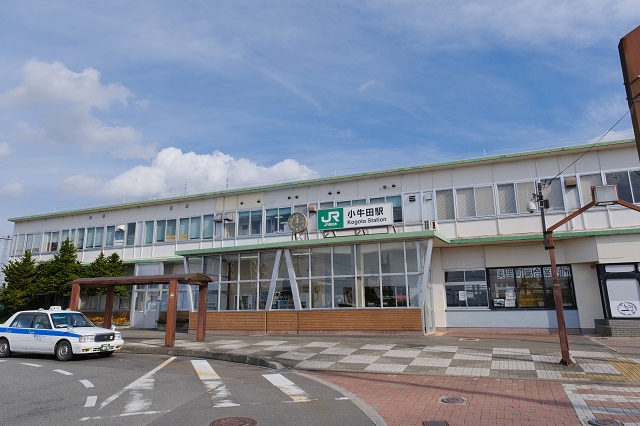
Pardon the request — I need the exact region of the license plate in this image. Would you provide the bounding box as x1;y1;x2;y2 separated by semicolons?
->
101;344;110;351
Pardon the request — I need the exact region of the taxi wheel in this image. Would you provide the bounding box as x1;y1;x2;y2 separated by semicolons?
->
98;351;114;358
55;340;73;361
0;338;10;358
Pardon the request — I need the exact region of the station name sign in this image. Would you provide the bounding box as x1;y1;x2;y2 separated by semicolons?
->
317;203;394;230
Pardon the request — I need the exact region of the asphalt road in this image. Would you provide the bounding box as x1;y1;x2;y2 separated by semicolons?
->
0;352;382;426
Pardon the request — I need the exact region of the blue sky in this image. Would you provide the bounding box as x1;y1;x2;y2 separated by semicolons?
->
1;1;639;238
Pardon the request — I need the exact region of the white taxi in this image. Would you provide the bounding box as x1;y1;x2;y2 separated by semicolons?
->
0;307;124;361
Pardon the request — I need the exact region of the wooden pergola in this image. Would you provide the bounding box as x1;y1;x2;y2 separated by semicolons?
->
67;273;213;348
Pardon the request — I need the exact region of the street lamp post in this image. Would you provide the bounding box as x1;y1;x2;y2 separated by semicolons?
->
534;182;572;365
534;183;640;366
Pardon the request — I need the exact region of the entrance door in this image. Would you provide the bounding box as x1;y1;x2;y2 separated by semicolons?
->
131;290;161;328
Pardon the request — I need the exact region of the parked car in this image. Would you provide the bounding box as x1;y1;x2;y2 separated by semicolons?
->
0;306;124;361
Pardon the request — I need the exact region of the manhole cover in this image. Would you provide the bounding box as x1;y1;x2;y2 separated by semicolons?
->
210;417;258;426
439;396;467;404
587;419;622;426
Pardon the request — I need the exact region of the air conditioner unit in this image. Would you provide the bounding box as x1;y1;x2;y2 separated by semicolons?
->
214;213;223;222
224;212;235;222
308;204;317;212
424;220;438;231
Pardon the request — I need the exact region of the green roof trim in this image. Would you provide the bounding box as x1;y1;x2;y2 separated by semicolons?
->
9;139;635;222
447;226;640;245
176;230;445;256
121;257;184;265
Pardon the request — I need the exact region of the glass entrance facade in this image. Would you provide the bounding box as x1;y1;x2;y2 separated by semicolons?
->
198;241;426;311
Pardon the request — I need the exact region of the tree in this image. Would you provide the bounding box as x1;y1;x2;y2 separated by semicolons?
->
36;239;82;306
0;250;38;315
83;252;127;297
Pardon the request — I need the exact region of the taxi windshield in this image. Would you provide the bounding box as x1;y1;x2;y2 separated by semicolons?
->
50;312;95;328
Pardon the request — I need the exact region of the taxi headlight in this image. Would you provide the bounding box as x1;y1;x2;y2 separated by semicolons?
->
114;332;122;340
78;335;95;343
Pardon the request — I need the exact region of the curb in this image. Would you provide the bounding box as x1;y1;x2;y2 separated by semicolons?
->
120;344;286;370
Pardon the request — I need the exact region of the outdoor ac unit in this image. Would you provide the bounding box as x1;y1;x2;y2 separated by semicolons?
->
424;220;438;231
214;213;223;222
224;212;235;222
308;204;317;212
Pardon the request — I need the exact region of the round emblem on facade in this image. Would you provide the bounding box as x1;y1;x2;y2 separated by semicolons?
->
287;211;308;234
616;302;638;316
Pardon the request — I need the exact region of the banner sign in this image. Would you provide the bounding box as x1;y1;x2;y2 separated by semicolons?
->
317;203;394;231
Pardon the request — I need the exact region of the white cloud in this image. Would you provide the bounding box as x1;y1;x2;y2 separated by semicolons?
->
0;142;10;157
0;59;130;109
101;148;318;199
61;175;102;196
0;60;155;159
358;80;384;92
0;183;23;196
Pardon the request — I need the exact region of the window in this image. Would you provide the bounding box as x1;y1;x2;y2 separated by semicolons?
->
497;181;536;215
84;227;104;249
76;228;85;249
606;169;640;203
144;221;154;244
487;265;575;309
541;179;564;211
44;231;60;252
179;218;189;241
445;270;488;308
436;189;454;220
455;186;495;218
126;222;136;245
370;195;403;222
189;217;201;240
203;215;214;239
580;174;603;205
265;207;292;234
106;226;115;246
156;219;175;242
238;210;262;236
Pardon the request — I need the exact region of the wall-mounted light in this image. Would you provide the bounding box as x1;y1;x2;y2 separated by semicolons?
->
240;201;244;205
102;214;106;218
382;185;388;189
89;215;92;219
328;191;332;195
392;184;396;188
170;206;173;210
185;203;189;208
257;199;261;203
336;190;341;194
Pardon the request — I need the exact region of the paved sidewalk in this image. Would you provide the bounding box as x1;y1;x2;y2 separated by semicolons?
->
119;329;640;425
120;329;640;383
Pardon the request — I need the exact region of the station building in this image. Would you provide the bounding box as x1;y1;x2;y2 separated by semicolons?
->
7;139;640;335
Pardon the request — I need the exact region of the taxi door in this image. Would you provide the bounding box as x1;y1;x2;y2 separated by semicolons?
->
6;313;36;351
28;313;55;353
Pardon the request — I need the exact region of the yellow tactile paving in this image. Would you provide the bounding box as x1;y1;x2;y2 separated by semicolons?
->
560;359;640;382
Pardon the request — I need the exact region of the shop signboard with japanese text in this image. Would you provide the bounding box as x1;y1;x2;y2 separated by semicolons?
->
317;203;393;231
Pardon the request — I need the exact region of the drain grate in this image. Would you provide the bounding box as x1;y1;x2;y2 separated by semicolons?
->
210;417;258;426
439;396;467;404
423;421;449;426
587;419;622;426
458;338;479;341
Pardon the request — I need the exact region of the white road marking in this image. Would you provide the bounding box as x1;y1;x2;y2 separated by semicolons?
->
263;373;312;403
191;359;239;407
80;379;94;388
84;396;97;407
80;410;171;421
20;362;42;367
99;356;176;410
54;369;73;376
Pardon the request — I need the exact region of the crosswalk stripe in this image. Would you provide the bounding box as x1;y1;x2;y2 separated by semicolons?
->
99;356;176;410
191;359;239;407
263;373;312;403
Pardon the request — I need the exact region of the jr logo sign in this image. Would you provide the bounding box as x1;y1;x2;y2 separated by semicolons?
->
317;208;343;230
